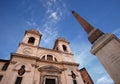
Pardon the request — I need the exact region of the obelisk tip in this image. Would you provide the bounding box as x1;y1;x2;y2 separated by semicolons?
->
72;11;75;14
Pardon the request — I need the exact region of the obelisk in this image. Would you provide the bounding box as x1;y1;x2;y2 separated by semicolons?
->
72;11;120;84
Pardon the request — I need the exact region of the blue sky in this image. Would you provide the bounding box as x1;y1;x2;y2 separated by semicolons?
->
0;0;120;83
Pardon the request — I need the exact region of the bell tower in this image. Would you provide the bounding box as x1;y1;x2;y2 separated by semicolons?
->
53;37;76;63
53;37;72;53
17;29;42;56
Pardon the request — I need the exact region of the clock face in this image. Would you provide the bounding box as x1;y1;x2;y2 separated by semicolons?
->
22;48;32;55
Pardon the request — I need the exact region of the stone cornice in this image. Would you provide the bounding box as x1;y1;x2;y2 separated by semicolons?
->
25;29;42;36
61;61;79;66
11;53;39;60
19;43;73;55
11;53;79;66
39;47;74;55
37;59;79;66
19;42;39;48
91;34;120;54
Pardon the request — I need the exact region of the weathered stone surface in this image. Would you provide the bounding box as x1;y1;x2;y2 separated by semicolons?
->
91;34;120;84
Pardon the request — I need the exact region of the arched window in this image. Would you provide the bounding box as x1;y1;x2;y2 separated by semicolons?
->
41;55;57;62
41;56;45;60
54;58;57;62
28;37;35;44
62;45;67;52
47;55;53;61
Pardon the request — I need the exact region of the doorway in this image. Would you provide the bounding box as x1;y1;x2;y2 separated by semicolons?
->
45;78;56;84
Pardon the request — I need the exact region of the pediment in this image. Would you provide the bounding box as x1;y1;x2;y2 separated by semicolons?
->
38;65;63;73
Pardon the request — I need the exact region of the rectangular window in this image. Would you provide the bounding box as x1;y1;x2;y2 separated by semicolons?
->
73;79;77;84
15;77;22;84
0;75;3;81
1;63;9;71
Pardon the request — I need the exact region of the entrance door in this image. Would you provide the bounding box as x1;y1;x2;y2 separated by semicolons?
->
45;78;55;84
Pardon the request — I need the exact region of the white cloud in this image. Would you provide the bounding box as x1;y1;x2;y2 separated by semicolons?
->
46;1;52;7
73;43;94;67
26;21;37;26
46;9;52;14
51;0;56;3
20;0;69;48
39;0;69;48
49;12;58;20
41;26;58;44
96;75;114;84
112;28;120;38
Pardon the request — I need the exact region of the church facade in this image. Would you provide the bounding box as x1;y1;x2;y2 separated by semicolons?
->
0;29;93;84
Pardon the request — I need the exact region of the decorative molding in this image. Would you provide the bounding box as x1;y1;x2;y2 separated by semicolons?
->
13;63;31;72
20;42;38;48
11;53;39;60
10;61;17;64
38;65;63;73
91;34;119;54
31;64;39;68
38;47;73;55
18;65;26;76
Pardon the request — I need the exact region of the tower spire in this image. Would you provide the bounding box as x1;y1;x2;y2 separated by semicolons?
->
72;11;104;44
72;11;94;34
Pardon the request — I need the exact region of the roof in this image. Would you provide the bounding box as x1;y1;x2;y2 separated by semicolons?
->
56;37;69;43
53;37;69;49
0;59;10;62
25;29;41;36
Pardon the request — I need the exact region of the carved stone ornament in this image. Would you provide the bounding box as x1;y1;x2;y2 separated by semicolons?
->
71;71;76;79
18;65;26;76
31;64;39;68
10;61;17;64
